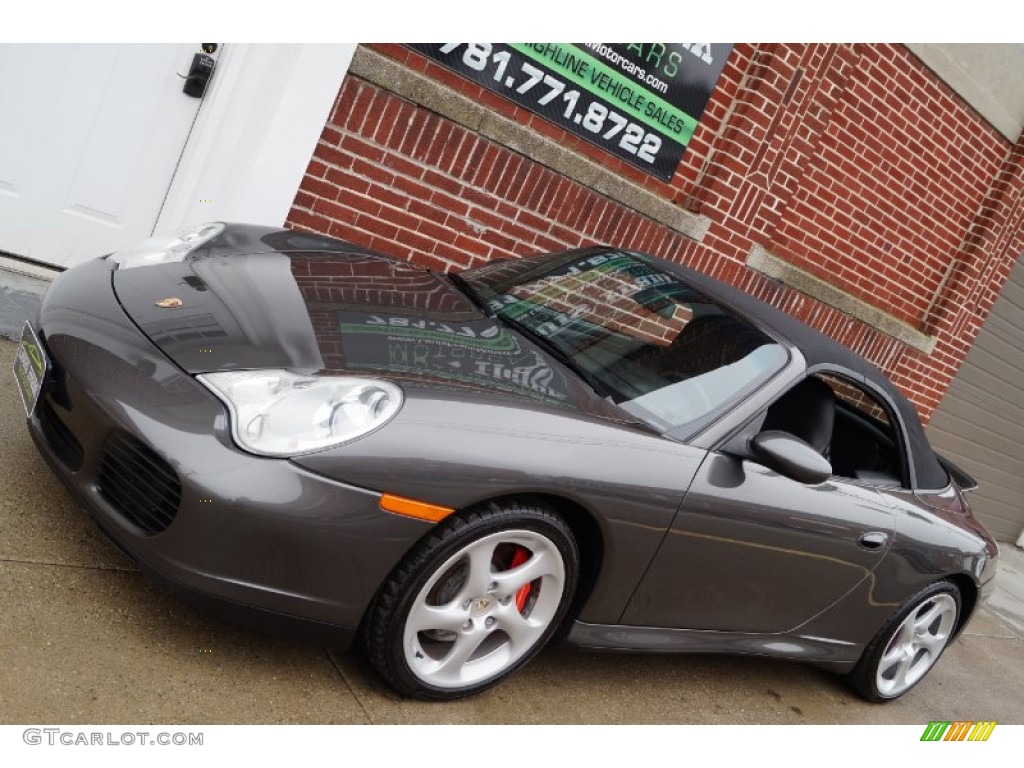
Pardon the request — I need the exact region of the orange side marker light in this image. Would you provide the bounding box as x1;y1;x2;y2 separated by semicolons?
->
379;493;454;523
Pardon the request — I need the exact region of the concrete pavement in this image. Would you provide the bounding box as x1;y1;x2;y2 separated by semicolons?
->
1;334;1022;725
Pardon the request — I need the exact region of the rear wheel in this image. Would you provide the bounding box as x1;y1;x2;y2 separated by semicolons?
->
847;580;960;702
363;501;579;699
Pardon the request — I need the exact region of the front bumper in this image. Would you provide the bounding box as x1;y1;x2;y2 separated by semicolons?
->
25;257;433;648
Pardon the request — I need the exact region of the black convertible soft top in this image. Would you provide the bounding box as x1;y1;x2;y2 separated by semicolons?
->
645;252;949;491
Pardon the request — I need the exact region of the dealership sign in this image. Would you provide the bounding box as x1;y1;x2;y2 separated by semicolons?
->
410;43;733;181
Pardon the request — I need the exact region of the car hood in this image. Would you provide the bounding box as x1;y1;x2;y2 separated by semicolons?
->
111;225;629;424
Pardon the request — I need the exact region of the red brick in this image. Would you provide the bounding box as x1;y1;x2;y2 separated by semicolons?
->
343;85;377;134
311;197;358;223
421;169;464;198
306;160;329;179
330;80;358;125
301;178;337;202
477;87;516;114
324;168;371;196
355;214;399;241
421;119;455;168
340;135;386;164
369;44;410;64
425;190;468;218
294;190;322;215
287;209;333;234
380;152;426;180
417;218;454;243
390;174;430;200
316;142;353;170
364;180;407;211
407;198;440;221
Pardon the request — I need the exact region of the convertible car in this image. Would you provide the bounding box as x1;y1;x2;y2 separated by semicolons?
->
15;222;997;701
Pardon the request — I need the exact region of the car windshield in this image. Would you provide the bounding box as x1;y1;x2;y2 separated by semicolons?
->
458;250;789;433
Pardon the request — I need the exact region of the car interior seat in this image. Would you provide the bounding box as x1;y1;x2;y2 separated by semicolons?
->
635;313;767;382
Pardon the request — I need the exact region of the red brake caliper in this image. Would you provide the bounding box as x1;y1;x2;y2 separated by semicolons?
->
509;546;532;612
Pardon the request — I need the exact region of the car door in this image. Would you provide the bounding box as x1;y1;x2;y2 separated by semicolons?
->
622;372;899;634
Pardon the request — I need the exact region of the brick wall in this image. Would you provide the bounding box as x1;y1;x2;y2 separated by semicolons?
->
286;43;1024;422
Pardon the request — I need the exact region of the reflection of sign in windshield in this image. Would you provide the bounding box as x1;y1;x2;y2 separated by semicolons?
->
337;312;571;401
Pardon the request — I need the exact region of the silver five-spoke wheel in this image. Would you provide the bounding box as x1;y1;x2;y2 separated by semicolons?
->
875;592;957;697
403;529;565;689
364;502;579;699
849;580;960;702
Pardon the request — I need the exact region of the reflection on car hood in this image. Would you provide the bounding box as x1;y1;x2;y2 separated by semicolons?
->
111;225;627;422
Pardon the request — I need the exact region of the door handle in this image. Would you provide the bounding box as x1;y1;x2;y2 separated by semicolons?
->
183;53;216;98
859;531;889;551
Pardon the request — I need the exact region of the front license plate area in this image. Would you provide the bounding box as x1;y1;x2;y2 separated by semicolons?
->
13;321;49;417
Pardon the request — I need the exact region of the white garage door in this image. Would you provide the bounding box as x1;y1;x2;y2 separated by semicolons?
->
927;255;1024;542
0;44;216;267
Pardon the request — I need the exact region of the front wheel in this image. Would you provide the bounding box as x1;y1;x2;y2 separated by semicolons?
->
847;580;960;702
362;502;579;700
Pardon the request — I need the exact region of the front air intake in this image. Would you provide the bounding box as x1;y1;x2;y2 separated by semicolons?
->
96;432;181;534
37;400;84;472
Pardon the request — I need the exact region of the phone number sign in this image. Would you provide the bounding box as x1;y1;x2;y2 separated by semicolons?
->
409;43;732;181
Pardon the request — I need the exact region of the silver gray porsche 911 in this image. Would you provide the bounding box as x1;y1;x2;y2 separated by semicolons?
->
15;222;998;701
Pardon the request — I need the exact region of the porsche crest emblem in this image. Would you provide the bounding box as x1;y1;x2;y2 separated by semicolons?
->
472;598;492;613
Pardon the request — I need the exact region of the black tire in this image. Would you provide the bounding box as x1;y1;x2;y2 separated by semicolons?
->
847;580;961;702
362;500;579;700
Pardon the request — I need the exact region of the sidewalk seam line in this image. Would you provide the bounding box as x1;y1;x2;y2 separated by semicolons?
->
0;555;137;573
326;648;375;725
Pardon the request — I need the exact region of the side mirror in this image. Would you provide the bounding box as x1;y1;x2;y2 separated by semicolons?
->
749;430;832;485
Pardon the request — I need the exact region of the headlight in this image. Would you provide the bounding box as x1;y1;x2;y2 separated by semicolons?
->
108;222;225;269
197;370;403;457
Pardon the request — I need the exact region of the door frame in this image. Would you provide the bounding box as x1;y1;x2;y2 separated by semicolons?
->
156;43;355;235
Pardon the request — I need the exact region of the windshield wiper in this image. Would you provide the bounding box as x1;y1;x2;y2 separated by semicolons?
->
448;272;613;399
492;312;619;401
507;323;658;434
446;271;491;315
